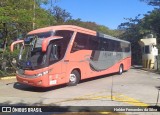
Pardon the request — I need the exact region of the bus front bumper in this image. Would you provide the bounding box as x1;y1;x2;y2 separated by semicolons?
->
16;74;49;87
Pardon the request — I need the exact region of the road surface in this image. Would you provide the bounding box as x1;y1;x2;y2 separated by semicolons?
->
0;68;160;114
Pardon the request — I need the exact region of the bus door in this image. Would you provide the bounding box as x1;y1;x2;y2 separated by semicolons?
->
48;41;64;85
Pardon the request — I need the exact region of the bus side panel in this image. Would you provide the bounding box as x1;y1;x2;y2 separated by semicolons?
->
47;61;68;86
67;50;131;81
123;57;131;71
66;50;93;81
89;56;131;77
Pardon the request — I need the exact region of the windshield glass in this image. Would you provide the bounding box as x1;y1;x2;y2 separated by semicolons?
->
18;32;53;69
26;31;53;48
17;30;73;70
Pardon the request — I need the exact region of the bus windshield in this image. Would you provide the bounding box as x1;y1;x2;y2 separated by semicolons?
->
17;30;73;70
18;32;53;70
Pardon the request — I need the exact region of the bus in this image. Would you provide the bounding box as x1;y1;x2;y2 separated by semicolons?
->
11;25;131;87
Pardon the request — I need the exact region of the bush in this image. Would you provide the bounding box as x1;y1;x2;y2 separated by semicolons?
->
0;48;19;77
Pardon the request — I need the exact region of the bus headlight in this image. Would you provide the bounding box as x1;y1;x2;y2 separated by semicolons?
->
36;70;49;77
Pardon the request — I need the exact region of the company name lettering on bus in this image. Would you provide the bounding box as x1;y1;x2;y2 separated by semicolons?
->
103;52;113;57
103;52;122;58
116;53;122;57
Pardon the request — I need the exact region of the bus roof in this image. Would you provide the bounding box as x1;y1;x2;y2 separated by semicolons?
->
28;25;96;35
98;32;130;44
28;25;130;44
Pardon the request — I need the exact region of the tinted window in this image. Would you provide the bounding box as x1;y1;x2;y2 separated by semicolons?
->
114;41;121;52
120;42;130;52
88;36;99;50
71;33;88;53
144;45;150;54
109;40;115;51
125;44;130;52
25;31;53;48
101;38;108;51
71;33;103;53
49;30;73;64
55;30;73;56
71;32;130;52
26;31;53;40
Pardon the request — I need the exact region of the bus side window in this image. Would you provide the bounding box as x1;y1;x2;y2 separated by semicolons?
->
71;33;88;53
99;37;105;51
109;40;114;51
102;38;110;51
88;36;99;51
55;30;73;57
115;41;121;52
125;44;131;52
121;42;130;52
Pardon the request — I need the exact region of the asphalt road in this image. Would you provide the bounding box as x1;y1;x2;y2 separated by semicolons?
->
0;68;160;114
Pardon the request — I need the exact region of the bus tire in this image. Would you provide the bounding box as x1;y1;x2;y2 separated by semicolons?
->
68;70;80;86
119;64;123;75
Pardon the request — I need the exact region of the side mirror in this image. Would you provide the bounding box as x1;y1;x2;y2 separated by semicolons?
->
10;40;24;52
42;36;63;52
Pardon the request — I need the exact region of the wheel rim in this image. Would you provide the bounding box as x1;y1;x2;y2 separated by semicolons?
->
70;74;76;82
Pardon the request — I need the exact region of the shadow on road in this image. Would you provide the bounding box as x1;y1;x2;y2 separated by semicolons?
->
79;73;117;84
155;86;160;90
131;65;143;69
13;82;67;92
13;73;118;92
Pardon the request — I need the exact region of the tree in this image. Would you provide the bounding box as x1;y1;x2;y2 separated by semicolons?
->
118;7;160;64
118;15;147;65
140;0;160;7
52;6;72;24
66;18;122;37
0;0;57;76
0;0;56;44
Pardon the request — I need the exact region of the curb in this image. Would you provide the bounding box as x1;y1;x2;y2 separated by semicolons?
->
141;68;160;74
0;76;16;80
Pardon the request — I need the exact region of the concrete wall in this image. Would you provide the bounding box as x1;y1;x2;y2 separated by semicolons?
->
139;36;158;69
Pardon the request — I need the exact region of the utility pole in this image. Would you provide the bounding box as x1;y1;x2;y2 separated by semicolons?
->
33;0;36;30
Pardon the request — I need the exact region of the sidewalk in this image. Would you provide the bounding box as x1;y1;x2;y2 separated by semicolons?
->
0;76;16;80
132;65;160;74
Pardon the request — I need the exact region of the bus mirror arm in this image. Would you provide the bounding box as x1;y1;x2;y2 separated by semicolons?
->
42;36;63;52
10;40;24;52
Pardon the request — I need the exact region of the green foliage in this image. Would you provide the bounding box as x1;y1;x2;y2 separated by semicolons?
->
52;6;72;24
0;0;55;42
140;0;160;7
0;0;57;77
118;7;160;65
66;19;121;37
0;0;122;77
143;9;160;38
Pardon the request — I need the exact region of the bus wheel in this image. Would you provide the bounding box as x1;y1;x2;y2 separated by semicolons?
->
119;64;123;75
68;70;80;86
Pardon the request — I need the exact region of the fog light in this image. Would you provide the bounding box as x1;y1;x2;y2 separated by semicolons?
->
37;80;42;85
23;80;28;83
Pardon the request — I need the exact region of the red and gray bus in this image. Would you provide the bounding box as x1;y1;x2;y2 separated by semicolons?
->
11;25;131;87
